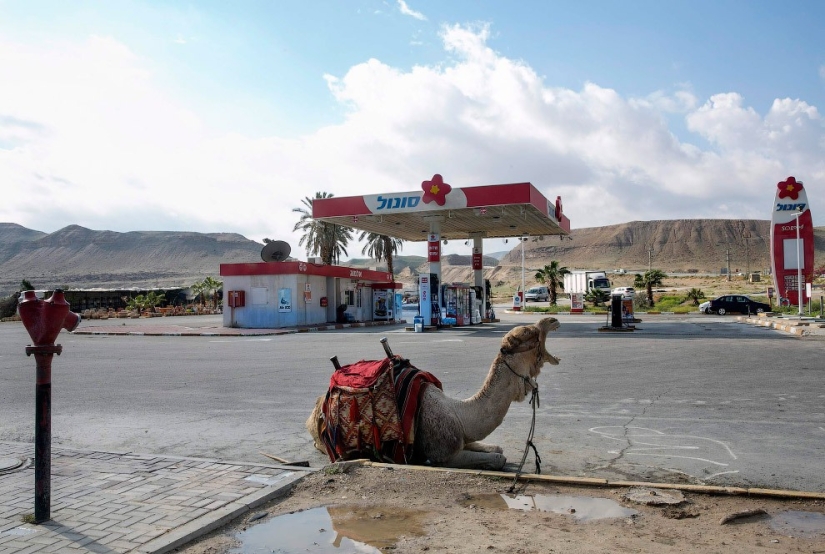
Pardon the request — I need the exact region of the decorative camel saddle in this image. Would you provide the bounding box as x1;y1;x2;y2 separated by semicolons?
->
318;338;442;464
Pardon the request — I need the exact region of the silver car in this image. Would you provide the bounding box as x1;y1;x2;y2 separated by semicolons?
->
612;286;635;297
524;286;549;302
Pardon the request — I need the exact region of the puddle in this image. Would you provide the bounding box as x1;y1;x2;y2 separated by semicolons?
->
769;511;825;539
231;505;427;553
460;493;638;522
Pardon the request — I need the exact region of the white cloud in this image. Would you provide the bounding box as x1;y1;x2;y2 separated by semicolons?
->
1;25;824;262
397;0;427;21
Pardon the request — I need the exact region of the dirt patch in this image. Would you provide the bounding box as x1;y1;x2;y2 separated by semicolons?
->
179;465;825;553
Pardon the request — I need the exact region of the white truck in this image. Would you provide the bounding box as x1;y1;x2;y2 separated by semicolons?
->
563;270;612;296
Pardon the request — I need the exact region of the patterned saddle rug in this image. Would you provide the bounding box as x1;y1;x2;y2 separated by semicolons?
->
320;356;442;464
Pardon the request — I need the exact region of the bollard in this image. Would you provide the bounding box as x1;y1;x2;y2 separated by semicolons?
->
17;289;80;523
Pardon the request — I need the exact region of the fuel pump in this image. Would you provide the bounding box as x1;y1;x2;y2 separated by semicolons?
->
430;274;440;326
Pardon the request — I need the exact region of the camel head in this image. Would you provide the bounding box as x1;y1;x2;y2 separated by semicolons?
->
499;317;561;385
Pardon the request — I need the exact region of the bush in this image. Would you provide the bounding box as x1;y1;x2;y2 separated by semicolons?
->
0;295;19;319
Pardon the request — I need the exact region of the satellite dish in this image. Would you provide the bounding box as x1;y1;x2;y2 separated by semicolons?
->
261;241;291;262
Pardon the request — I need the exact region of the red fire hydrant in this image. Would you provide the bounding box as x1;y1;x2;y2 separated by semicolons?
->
17;289;80;523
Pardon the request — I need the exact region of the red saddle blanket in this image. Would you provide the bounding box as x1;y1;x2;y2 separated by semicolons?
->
320;356;442;464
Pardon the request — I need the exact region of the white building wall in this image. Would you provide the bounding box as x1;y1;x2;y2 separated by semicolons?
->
222;274;330;328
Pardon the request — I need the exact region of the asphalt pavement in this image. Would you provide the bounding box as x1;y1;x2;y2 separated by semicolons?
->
1;310;824;552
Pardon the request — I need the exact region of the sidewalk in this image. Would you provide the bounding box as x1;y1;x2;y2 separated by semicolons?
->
0;442;313;553
73;319;403;337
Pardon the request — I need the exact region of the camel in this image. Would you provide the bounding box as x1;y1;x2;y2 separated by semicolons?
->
306;317;561;470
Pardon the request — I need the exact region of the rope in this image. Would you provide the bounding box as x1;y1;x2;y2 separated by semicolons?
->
499;349;543;494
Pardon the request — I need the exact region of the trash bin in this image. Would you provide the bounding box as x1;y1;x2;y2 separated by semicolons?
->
414;315;424;333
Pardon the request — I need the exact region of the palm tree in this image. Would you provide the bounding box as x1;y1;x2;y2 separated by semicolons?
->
685;288;706;306
359;232;404;276
584;289;610;307
144;291;166;313
636;270;668;306
191;280;207;307
534;261;570;305
125;294;147;313
293;192;352;265
201;276;223;308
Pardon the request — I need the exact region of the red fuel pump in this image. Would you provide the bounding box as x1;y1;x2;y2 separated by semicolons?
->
17;289;80;523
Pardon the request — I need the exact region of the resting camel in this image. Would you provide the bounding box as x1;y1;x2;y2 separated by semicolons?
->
307;317;561;470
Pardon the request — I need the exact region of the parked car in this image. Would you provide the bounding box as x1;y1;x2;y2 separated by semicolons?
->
612;286;635;297
524;286;549;302
700;295;770;315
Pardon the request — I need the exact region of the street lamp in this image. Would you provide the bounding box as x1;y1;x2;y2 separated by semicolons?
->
793;208;804;316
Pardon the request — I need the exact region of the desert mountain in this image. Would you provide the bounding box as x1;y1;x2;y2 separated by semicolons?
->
0;224;263;296
2;219;823;296
503;219;778;273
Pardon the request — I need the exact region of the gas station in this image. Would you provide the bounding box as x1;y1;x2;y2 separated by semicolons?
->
313;174;570;327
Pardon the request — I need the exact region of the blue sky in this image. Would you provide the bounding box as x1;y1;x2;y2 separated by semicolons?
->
1;0;824;259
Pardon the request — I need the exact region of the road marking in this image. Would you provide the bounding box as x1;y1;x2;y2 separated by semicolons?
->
590;425;738;473
625;453;729;467
705;470;740;480
208;338;273;343
819;427;825;433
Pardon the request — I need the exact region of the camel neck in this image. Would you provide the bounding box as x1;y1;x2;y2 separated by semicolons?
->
456;356;526;443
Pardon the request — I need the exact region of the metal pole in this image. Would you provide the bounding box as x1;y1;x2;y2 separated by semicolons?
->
726;245;731;282
26;344;61;523
795;211;803;316
521;237;526;301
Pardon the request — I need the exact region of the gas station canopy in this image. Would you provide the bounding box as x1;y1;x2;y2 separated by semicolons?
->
312;176;571;241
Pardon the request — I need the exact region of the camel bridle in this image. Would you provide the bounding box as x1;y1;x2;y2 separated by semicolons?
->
499;344;543;492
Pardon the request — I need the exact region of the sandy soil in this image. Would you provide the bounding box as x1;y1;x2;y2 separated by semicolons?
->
179;464;825;553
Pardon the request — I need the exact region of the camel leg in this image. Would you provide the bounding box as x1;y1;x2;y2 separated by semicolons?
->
464;441;503;454
437;450;507;471
306;396;326;453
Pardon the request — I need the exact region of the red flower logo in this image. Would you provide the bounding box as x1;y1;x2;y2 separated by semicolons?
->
778;176;804;200
421;174;452;206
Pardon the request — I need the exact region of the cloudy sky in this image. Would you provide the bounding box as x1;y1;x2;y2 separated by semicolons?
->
1;0;824;259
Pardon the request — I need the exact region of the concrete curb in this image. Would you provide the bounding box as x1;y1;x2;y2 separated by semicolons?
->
360;461;825;500
735;315;825;337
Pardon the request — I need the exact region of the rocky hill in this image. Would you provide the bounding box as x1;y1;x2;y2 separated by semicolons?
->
420;219;825;289
0;223;263;296
502;219;780;274
2;219;824;297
